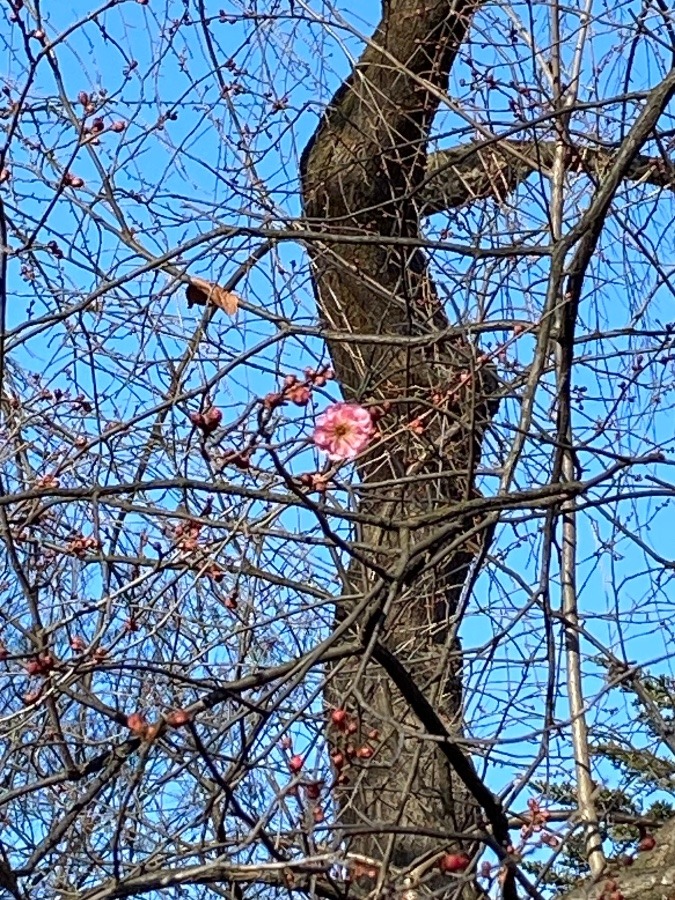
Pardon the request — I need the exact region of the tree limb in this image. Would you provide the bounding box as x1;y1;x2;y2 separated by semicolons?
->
419;138;675;213
561;817;675;899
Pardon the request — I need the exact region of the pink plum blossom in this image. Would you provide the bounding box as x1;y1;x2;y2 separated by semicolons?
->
312;402;375;461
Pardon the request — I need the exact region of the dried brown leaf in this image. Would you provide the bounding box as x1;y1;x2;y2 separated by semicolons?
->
186;277;239;315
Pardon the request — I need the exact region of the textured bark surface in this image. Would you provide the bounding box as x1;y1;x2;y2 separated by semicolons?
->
300;0;498;892
562;818;675;900
421;139;675;213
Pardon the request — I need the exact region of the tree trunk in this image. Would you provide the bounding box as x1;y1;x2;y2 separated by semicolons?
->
300;0;498;891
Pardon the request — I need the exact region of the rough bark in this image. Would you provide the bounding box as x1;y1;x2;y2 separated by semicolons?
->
420;138;675;213
562;818;675;900
300;0;500;893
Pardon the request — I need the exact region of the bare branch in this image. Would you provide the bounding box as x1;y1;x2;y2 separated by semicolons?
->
420;138;675;213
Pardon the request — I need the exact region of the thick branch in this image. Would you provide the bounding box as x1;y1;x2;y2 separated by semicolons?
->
562;818;675;899
77;858;341;900
420;139;675;213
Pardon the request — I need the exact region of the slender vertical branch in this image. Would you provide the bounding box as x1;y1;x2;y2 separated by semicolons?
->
561;475;606;879
548;0;606;868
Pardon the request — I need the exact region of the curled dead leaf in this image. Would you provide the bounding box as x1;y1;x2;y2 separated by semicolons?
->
186;277;239;316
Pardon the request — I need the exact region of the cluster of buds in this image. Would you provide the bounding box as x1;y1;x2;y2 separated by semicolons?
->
297;472;329;494
78;91;97;115
519;798;559;849
263;367;334;411
80;116;125;143
126;711;160;742
75;92;124;131
75;646;107;665
349;861;380;883
65;533;101;557
328;708;380;781
41;387;64;402
222;590;238;610
73;394;93;412
429;346;501;407
202;561;225;583
83;116;105;139
520;797;550;838
284;374;311;407
220;448;251;470
172;522;227;583
304;366;333;387
24;652;55;677
173;519;202;552
330;707;357;733
431;384;460;407
35;473;60;490
189;405;222;436
166;708;191;728
283;748;326;824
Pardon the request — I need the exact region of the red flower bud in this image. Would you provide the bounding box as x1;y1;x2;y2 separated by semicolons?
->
330;751;345;770
638;834;656;852
25;658;42;676
287;384;311;406
288;754;304;774
167;709;191;727
63;173;84;188
127;712;148;736
305;781;323;800
330;708;348;730
439;852;470;874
